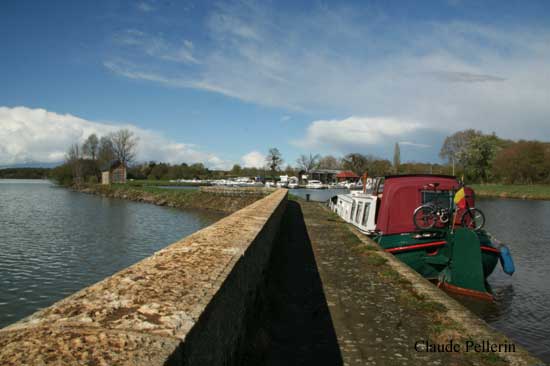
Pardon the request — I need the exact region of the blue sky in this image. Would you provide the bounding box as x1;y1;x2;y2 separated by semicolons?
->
1;0;550;169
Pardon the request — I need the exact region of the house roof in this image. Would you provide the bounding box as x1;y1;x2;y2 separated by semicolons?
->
310;169;342;174
336;170;359;178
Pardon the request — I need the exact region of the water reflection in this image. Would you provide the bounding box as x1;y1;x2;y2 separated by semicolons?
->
290;188;350;202
0;180;222;328
470;198;550;362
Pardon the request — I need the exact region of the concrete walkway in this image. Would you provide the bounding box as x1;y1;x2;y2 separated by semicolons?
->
297;201;454;366
251;199;527;366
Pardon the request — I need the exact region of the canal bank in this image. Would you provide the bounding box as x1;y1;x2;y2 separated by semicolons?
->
76;184;271;213
245;199;542;366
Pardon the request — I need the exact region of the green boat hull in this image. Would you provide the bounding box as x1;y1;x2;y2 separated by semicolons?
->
373;229;499;299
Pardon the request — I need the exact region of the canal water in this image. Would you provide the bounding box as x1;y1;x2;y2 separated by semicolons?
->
0;179;222;328
290;187;350;202
466;198;550;362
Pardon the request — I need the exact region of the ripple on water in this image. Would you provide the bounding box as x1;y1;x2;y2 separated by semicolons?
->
466;198;550;363
0;180;221;328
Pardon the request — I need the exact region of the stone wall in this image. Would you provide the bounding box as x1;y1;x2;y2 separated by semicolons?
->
0;189;288;366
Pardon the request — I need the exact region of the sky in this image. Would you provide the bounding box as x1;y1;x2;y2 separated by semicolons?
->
1;0;549;169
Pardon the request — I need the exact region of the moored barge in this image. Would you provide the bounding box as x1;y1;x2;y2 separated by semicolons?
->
330;174;515;300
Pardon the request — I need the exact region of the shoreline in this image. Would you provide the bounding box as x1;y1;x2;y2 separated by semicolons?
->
73;184;269;214
471;184;550;201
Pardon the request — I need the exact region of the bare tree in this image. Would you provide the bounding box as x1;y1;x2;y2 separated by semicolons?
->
66;143;83;184
318;155;340;170
82;134;99;160
97;136;115;167
296;153;321;173
109;129;138;166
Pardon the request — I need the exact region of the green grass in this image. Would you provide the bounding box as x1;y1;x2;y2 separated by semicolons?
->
126;179;207;187
80;183;265;213
363;253;388;266
287;193;302;201
471;184;550;200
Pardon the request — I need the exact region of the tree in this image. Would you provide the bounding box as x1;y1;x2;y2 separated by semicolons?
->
439;129;482;175
266;148;283;177
463;134;499;183
231;164;243;176
369;158;392;176
283;165;297;176
341;153;369;175
341;153;392;176
82;134;99;160
318;155;341;170
296;153;320;173
98;136;115;167
66;143;82;184
492;141;550;184
187;163;208;178
109;129;138;166
393;142;400;173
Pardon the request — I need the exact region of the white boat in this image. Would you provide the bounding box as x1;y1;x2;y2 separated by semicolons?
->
329;190;377;234
287;176;299;189
337;180;349;188
306;180;324;189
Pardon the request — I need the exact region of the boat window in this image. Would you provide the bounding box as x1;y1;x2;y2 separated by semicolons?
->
356;202;363;223
422;190;452;208
351;201;356;220
361;203;370;226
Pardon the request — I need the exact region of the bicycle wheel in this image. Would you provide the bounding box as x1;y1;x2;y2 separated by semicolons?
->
461;208;485;231
413;205;437;230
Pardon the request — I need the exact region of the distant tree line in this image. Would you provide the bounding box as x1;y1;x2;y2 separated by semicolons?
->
15;130;550;186
439;129;550;184
0;168;50;179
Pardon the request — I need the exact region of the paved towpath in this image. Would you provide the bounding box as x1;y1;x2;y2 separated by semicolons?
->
254;199;514;366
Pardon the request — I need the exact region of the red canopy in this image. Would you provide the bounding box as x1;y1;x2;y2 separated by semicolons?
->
336;171;359;179
375;175;473;235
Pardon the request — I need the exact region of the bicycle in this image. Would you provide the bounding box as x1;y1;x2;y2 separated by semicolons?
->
413;201;451;230
412;184;486;231
457;194;485;231
412;183;451;230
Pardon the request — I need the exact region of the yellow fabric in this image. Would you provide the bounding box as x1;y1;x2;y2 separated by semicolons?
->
454;187;465;205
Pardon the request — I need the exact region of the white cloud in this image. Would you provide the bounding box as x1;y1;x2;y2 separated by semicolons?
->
241;151;265;168
399;141;431;148
296;117;422;149
104;5;550;146
114;30;199;64
0;106;228;169
281;115;291;122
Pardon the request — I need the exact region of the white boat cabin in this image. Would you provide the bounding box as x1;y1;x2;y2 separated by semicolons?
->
330;191;377;233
